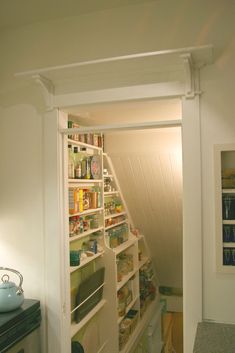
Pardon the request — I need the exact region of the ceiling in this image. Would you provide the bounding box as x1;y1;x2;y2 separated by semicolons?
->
0;0;157;31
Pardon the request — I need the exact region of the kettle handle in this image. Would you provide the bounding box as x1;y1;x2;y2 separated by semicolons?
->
0;267;24;295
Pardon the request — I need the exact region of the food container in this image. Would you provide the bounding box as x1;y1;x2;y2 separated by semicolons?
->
70;250;80;266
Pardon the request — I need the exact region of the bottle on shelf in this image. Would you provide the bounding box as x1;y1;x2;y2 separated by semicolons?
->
81;148;87;179
85;156;91;179
74;147;82;179
68;145;75;179
97;189;102;208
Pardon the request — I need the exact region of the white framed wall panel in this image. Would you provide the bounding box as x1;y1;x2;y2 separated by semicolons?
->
214;143;235;274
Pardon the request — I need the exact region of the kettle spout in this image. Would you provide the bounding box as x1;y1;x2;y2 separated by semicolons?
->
16;287;24;295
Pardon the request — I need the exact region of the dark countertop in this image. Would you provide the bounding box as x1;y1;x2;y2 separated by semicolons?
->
0;299;40;333
0;299;41;352
194;322;235;353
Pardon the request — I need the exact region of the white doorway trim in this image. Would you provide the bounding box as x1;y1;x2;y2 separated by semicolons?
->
42;88;202;353
55;87;201;353
33;47;209;353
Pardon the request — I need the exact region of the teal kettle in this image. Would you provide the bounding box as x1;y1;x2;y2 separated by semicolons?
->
0;267;24;312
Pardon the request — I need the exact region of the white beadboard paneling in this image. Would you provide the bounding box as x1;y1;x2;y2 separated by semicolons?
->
105;128;182;288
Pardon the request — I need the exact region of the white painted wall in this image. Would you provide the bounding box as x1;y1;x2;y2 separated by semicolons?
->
0;104;46;346
0;0;235;350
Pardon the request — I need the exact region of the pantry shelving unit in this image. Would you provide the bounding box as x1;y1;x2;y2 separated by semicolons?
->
62;116;161;353
104;150;160;352
64;128;112;353
214;143;235;273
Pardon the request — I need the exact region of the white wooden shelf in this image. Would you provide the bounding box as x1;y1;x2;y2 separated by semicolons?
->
117;269;138;291
104;191;119;196
113;237;137;256
223;220;235;225
105;220;128;231
117;295;139;324
69;207;103;217
69;227;103;242
219;265;235;270
222;189;235;193
68;138;102;151
17;46;213;92
105;211;126;220
70;299;106;338
223;243;235;247
69;227;104;243
70;251;104;273
138;257;149;269
69;179;103;184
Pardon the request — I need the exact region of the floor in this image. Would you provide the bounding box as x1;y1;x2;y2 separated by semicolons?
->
162;312;183;353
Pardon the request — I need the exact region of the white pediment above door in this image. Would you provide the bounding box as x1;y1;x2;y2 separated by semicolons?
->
15;44;213;110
